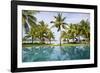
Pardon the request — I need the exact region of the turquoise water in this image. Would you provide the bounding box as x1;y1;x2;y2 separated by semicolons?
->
22;46;90;62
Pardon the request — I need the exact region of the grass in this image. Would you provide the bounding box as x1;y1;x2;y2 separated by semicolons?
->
51;43;89;46
22;43;90;47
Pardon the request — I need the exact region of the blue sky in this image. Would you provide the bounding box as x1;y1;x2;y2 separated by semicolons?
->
34;11;90;44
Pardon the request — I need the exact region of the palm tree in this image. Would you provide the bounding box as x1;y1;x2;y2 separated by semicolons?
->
38;20;49;43
61;23;81;43
67;24;75;42
28;20;54;44
61;31;69;43
46;29;55;44
51;13;66;46
22;10;37;33
28;25;38;43
61;19;90;44
80;20;90;43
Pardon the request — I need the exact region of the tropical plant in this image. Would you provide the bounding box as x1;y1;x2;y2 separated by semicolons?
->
22;10;37;33
67;24;76;41
61;19;90;44
28;25;38;43
38;20;49;43
80;19;90;42
28;20;54;44
61;31;69;43
51;13;66;46
46;29;55;44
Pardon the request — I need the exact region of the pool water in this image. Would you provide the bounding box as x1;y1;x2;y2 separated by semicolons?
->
22;46;90;62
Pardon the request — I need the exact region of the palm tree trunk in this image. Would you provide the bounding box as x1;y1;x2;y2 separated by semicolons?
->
32;36;33;43
79;36;80;43
67;39;69;43
50;40;51;44
50;39;51;44
73;38;74;43
39;34;42;43
60;31;61;46
60;38;61;46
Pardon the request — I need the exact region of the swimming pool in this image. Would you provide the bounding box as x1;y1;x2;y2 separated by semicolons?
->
22;46;90;62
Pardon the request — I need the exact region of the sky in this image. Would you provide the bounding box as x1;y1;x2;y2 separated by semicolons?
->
23;11;90;44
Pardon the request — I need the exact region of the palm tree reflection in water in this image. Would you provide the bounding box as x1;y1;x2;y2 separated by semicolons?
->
22;46;90;62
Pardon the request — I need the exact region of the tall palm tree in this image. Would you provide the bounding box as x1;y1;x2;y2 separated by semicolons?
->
38;20;49;43
61;23;80;43
46;29;55;44
80;20;90;42
67;24;75;42
22;10;37;33
51;13;66;46
61;31;69;43
28;25;38;43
